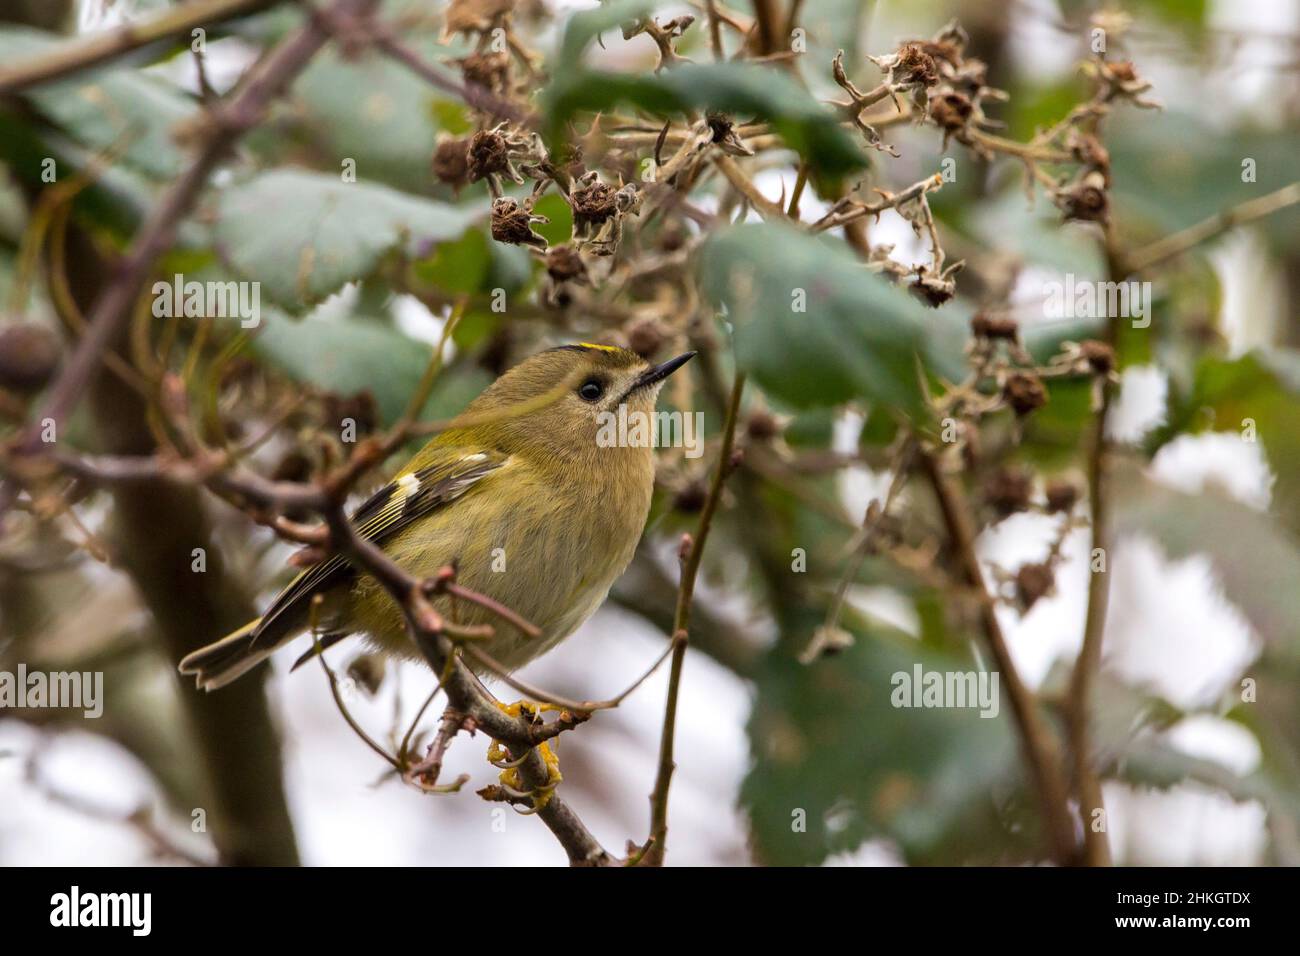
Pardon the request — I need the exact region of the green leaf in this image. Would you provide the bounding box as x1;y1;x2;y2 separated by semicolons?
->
287;43;451;193
543;62;867;177
0;25;196;181
697;222;935;414
249;306;489;426
1115;472;1300;661
1109;111;1300;249
212;169;481;311
741;620;1018;865
554;0;654;66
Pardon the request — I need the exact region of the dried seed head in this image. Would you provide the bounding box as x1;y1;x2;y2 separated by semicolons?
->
1045;479;1079;514
1056;170;1109;225
1015;562;1055;611
467;128;509;181
545;244;587;283
892;42;940;87
0;323;61;394
444;0;515;36
1079;339;1116;375
929;90;973;131
1003;370;1048;416
985;466;1033;517
571;178;618;230
971;311;1020;341
705;113;754;156
431;136;470;189
624;315;669;358
491;196;546;248
911;272;956;307
745;408;782;442
460;50;511;95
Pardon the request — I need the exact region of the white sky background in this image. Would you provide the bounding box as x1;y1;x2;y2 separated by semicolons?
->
1;0;1296;865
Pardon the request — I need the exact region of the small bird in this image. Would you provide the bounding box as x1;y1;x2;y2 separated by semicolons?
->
180;343;695;691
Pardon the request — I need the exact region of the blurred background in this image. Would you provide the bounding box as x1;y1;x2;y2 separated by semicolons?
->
0;0;1297;866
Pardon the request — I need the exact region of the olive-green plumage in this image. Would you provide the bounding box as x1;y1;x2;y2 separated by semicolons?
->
179;344;694;690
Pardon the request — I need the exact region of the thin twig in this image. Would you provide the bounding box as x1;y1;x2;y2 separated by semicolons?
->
644;370;746;866
917;447;1078;865
1122;181;1300;274
0;0;279;93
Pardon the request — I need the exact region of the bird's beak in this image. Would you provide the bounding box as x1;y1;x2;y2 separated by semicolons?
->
631;351;696;392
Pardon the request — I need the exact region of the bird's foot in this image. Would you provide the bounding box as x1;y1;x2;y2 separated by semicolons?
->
486;700;563;812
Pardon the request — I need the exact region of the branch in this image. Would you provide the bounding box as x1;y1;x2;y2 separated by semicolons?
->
644;370;746;866
0;0;279;94
1122;181;1300;274
2;0;377;522
917;447;1078;865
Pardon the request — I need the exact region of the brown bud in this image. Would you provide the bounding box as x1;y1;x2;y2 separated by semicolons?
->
467;128;508;181
673;479;707;513
657;223;688;252
545;244;587;283
432;136;470;189
1015;562;1055;611
745;408;782;442
1056;170;1109;225
1003;370;1048;416
624;316;668;358
971;312;1020;341
1079;339;1116;376
985;466;1033;517
0;323;61;394
1045;479;1078;514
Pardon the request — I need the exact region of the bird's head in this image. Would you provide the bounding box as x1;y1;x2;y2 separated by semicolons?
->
442;343;696;465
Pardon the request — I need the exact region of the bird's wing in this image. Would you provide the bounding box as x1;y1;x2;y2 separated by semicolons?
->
248;448;508;650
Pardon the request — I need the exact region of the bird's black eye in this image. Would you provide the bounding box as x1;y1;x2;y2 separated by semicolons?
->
578;378;605;402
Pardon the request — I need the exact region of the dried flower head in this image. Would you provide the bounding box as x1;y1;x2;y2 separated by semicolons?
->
1003;370;1048;416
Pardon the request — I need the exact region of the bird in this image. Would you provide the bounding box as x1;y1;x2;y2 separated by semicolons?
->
179;343;695;692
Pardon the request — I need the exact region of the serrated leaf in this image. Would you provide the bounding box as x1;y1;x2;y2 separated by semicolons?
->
741;618;1018;865
249;307;490;425
212;169;481;311
697;222;935;414
0;25;196;181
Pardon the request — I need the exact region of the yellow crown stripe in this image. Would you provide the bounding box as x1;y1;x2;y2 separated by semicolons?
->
577;342;621;352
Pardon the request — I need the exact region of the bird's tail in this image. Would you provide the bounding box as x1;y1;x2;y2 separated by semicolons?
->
179;619;274;691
